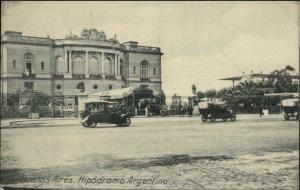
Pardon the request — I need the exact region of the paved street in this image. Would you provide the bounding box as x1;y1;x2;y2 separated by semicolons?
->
0;116;299;189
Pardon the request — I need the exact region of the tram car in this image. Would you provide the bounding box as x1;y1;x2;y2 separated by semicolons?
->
198;101;236;122
281;98;299;120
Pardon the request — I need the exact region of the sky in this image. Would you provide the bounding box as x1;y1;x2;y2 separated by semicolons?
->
1;1;299;98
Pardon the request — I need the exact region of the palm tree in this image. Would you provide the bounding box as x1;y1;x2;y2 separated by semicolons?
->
233;81;264;112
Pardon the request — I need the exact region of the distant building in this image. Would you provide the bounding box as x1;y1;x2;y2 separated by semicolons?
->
1;28;163;108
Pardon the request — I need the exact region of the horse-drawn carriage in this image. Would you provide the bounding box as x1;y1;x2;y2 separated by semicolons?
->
282;98;299;120
198;101;236;122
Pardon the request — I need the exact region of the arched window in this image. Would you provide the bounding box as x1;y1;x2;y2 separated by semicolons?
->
140;60;149;78
88;56;100;75
73;56;84;74
24;53;34;74
55;56;65;74
105;57;113;75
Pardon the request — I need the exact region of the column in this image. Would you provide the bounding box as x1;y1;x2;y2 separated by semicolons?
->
119;57;122;76
101;52;105;78
64;50;68;73
114;54;118;76
65;49;72;78
85;51;89;78
115;54;121;79
68;51;72;74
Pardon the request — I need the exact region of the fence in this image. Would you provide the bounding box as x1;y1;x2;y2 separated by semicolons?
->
0;105;79;119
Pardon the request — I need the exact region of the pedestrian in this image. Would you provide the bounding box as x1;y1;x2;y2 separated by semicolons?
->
259;106;264;118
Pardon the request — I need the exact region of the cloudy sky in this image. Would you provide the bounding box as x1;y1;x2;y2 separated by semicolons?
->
2;1;299;97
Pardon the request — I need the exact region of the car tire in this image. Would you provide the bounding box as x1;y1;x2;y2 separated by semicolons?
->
90;122;97;128
230;114;236;121
123;118;131;127
209;116;216;122
201;115;207;122
284;114;290;121
82;123;88;127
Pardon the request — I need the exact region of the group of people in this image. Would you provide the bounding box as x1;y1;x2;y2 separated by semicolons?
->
179;104;194;117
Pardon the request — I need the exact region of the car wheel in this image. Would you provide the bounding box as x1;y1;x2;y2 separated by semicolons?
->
209;116;216;122
82;122;88;127
284;114;290;121
90;122;97;128
123;118;131;127
201;115;207;122
230;114;236;121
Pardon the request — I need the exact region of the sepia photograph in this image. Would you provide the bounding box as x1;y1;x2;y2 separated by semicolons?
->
1;1;299;189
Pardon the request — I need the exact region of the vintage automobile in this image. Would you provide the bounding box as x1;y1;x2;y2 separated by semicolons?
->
80;101;131;128
81;111;131;128
198;101;236;122
282;98;299;120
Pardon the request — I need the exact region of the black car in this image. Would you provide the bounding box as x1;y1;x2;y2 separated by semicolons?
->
81;111;131;128
199;101;236;122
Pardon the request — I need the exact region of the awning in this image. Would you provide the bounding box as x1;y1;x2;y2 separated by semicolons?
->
88;85;161;99
89;86;137;99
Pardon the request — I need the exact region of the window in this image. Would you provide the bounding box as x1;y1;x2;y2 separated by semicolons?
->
133;66;136;74
56;84;62;90
41;62;44;70
153;68;156;75
73;56;84;74
93;84;98;90
24;82;34;90
109;84;113;90
24;54;33;74
140;60;149;78
12;60;16;69
55;56;64;74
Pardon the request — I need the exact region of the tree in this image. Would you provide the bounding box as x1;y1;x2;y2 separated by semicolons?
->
196;91;205;99
269;65;296;93
233;81;264;112
204;89;217;98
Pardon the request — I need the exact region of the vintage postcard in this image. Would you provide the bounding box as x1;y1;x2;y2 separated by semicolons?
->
1;1;299;189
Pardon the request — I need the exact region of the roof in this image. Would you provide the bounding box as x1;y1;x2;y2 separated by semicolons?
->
83;99;116;104
220;74;300;81
264;92;299;97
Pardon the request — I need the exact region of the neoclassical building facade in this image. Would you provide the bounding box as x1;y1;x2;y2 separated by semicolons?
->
1;29;163;105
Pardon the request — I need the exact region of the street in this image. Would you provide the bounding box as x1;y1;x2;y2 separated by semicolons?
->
0;116;299;189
